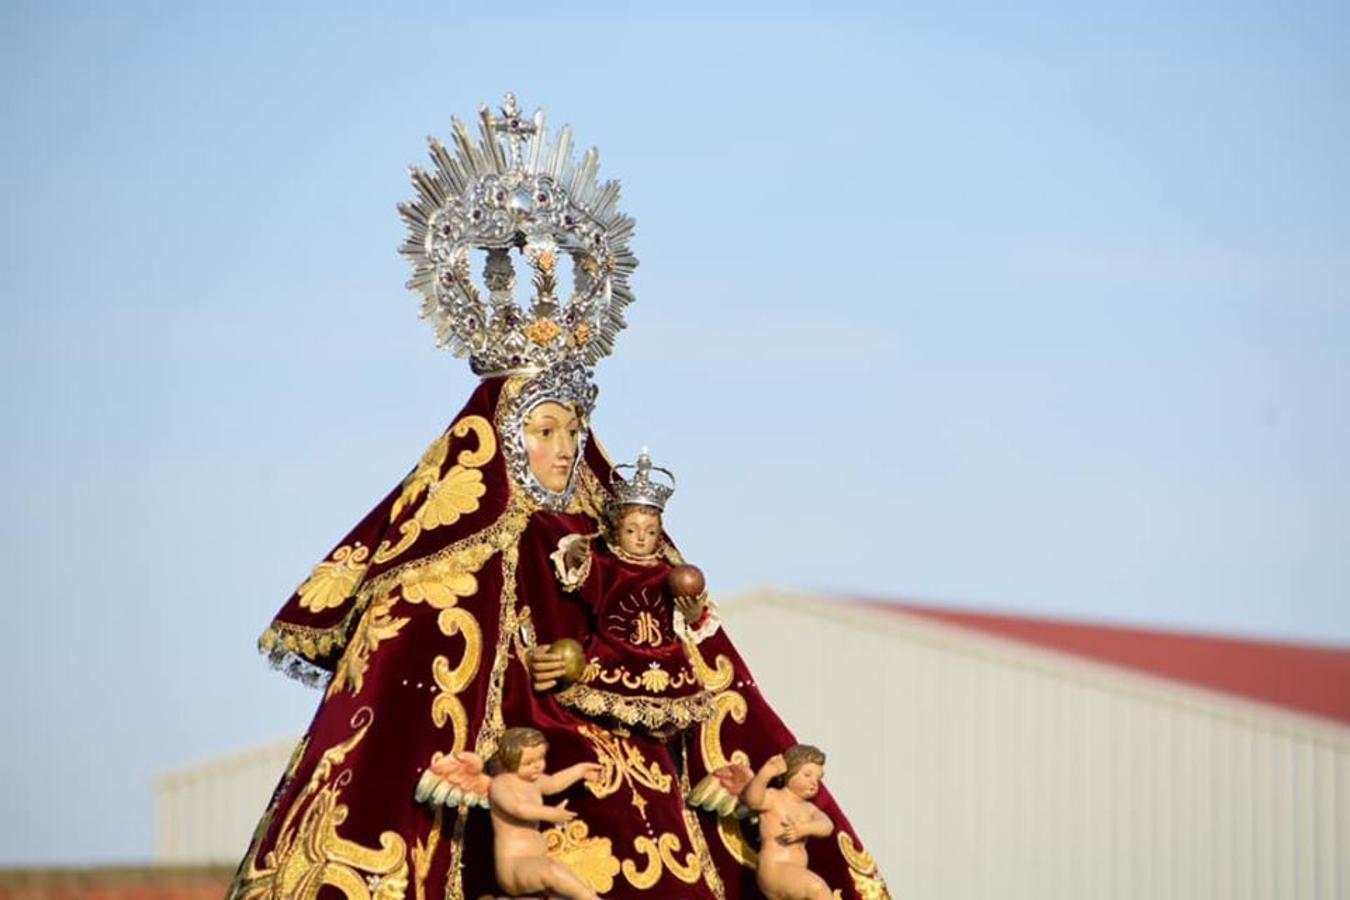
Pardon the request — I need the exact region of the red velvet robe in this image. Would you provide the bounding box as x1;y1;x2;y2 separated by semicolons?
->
230;377;890;900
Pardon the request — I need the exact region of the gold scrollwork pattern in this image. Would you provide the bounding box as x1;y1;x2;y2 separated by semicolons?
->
698;690;758;869
588;661;697;693
685;639;735;692
327;591;410;699
410;807;443;900
375;415;497;565
577;723;672;819
838;832;891;900
297;544;371;613
233;709;409;900
543;819;621;894
391;433;450;523
621;832;702;889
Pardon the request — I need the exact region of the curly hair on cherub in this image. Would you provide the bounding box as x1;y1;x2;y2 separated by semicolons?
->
774;743;826;787
488;726;548;775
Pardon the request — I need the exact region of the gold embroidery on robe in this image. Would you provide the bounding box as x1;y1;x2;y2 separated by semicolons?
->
297;544;371;613
410;807;443;900
838;832;891;899
555;681;717;731
544;819;621;894
621;832;702;889
327;591;410;698
391;433;450;523
587;661;696;693
233;709;409;900
697;691;758;869
578;723;672;819
685;638;735;692
375;415;497;564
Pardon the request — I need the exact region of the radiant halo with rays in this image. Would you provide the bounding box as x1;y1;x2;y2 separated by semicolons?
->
397;93;638;378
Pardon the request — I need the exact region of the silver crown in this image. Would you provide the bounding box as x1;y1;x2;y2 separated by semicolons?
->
610;448;676;512
398;93;638;378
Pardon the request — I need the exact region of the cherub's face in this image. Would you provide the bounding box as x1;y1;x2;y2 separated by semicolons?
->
523;402;580;492
617;508;661;558
515;743;548;782
786;762;823;800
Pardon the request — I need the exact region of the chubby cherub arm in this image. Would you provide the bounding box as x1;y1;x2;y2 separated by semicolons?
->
537;761;603;795
800;802;835;838
743;754;787;813
488;779;576;824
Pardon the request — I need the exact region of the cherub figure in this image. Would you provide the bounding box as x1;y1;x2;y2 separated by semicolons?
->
414;727;603;899
744;745;836;900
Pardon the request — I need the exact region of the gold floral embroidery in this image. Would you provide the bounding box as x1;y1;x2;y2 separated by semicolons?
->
587;661;696;693
374;415;497;564
415;466;487;529
233;709;409;900
838;832;891;899
327;592;410;698
544;819;620;894
391;433;450;523
577;723;672;820
555;682;717;732
620;832;701;889
297;544;371;613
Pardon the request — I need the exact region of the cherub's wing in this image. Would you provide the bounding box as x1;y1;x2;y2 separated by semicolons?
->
685;763;754;818
414;750;492;809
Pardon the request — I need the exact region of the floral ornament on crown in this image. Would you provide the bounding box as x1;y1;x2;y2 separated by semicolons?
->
398;93;638;378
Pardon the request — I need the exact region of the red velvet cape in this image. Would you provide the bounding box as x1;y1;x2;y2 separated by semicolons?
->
231;377;890;900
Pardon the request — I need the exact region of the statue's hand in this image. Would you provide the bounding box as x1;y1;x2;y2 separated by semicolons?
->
546;799;577;824
763;753;788;779
675;589;708;624
527;646;569;692
778;816;802;845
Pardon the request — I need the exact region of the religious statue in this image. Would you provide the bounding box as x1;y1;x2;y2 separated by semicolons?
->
544;449;716;737
229;93;891;900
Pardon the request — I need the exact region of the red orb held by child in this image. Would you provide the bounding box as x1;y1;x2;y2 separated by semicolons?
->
668;564;705;598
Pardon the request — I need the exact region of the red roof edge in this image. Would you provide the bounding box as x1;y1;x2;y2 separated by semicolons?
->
848;597;1350;728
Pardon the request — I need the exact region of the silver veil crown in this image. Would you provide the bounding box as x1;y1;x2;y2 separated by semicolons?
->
398;93;638;378
611;449;676;512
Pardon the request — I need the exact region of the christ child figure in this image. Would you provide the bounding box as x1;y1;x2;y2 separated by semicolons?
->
538;450;716;735
743;744;836;900
487;727;604;900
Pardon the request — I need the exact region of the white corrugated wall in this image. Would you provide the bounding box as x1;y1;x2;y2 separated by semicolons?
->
157;589;1350;900
154;736;297;864
718;589;1349;900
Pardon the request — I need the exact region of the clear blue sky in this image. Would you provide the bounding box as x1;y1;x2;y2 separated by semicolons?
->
1;0;1346;865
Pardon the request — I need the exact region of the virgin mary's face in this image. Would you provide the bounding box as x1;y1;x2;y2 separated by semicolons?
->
523;402;581;492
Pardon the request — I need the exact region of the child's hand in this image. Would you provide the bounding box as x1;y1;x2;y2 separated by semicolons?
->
777;816;802;845
762;754;788;779
576;762;604;783
548;800;577;823
675;591;707;624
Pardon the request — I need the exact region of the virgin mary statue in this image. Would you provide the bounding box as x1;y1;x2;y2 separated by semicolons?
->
230;94;890;900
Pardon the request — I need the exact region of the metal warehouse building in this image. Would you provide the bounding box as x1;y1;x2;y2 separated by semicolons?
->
154;589;1350;899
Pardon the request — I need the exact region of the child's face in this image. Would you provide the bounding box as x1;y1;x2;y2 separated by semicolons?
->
786;762;823;800
617;508;661;557
516;743;548;782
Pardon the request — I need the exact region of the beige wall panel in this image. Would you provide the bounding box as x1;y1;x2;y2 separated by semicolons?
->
717;590;1350;900
159;589;1350;900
